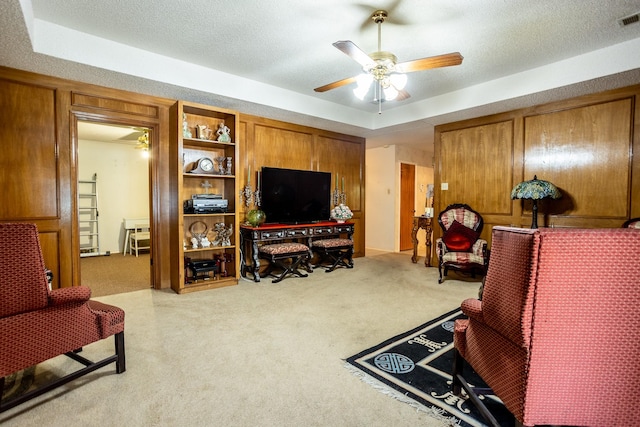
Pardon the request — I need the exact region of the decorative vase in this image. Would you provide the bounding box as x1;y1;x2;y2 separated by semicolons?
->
330;204;352;224
246;209;266;227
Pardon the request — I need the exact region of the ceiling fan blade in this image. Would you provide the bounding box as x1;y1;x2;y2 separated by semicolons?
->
395;52;463;73
314;76;358;93
332;41;375;68
396;89;411;101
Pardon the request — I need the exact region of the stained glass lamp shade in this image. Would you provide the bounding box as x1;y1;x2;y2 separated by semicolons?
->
511;175;562;228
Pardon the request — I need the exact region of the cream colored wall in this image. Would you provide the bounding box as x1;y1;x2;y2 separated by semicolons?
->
365;146;397;252
395;145;433;255
78;139;150;254
365;144;433;254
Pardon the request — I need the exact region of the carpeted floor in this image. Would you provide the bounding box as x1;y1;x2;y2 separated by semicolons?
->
80;253;151;297
1;252;483;427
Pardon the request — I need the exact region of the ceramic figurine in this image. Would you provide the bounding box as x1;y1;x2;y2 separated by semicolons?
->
216;122;231;142
182;113;192;138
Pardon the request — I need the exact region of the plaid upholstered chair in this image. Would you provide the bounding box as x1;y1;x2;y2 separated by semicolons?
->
435;204;488;283
0;223;125;413
452;226;640;427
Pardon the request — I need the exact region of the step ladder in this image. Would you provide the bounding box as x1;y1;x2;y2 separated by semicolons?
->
78;173;100;257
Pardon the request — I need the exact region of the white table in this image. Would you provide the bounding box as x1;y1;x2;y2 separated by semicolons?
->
123;218;149;255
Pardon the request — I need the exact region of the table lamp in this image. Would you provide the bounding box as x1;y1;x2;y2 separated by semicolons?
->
511;175;562;228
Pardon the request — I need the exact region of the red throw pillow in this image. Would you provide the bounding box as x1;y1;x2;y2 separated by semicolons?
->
442;220;479;252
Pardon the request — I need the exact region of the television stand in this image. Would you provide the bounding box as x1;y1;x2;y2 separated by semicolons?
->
240;221;354;282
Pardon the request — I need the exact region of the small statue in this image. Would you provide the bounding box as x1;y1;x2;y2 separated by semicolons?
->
190;237;199;249
212;223;225;246
212;223;233;246
182;113;192;138
216;122;231;142
220;224;233;246
200;236;211;248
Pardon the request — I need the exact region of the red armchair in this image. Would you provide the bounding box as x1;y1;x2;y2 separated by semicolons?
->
436;203;488;283
0;223;125;413
452;226;640;427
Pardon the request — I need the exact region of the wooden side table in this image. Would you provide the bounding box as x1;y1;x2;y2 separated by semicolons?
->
411;216;433;267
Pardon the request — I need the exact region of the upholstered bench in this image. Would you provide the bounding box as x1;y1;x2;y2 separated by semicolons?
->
311;238;354;272
258;242;311;283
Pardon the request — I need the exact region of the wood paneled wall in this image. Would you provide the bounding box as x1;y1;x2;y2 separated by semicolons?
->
240;115;366;256
434;85;640;264
0;66;366;291
0;66;174;289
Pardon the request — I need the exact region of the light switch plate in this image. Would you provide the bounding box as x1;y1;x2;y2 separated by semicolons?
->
441;182;449;190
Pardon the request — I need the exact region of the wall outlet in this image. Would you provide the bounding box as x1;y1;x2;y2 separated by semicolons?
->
441;182;449;190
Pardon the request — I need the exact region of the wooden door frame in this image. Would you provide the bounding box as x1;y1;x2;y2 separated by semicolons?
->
71;113;160;289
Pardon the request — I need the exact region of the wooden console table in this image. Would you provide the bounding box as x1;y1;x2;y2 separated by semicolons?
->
411;216;433;267
240;221;354;282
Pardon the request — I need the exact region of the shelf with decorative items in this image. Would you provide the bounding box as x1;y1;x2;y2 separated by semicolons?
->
170;100;240;294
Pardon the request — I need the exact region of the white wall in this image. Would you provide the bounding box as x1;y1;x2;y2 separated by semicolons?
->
396;145;434;256
365;144;433;255
365;146;397;252
78;139;149;254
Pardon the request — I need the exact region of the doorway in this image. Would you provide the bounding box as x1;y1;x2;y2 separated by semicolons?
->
399;163;415;251
77;121;152;296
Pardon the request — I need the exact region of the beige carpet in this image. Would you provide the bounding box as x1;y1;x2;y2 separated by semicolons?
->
81;253;151;297
1;252;481;427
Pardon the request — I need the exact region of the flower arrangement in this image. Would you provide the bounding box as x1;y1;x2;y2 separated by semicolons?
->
331;204;353;221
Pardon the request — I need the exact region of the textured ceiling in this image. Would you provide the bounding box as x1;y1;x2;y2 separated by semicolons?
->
2;0;640;151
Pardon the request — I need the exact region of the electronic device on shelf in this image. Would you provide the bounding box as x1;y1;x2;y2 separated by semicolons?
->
184;194;228;214
192;194;222;199
185;257;219;283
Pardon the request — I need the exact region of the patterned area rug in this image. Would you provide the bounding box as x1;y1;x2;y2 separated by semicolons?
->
345;309;514;427
1;366;36;403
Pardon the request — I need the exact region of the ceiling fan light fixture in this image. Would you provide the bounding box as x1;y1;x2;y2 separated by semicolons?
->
356;73;374;88
353;74;374;99
135;130;150;157
314;8;463;112
383;85;398;101
353;85;369;100
389;73;407;90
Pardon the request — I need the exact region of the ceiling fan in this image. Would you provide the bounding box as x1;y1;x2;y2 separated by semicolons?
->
131;128;149;151
314;9;463;110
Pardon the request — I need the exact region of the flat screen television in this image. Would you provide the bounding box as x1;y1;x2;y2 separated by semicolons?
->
260;167;332;224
